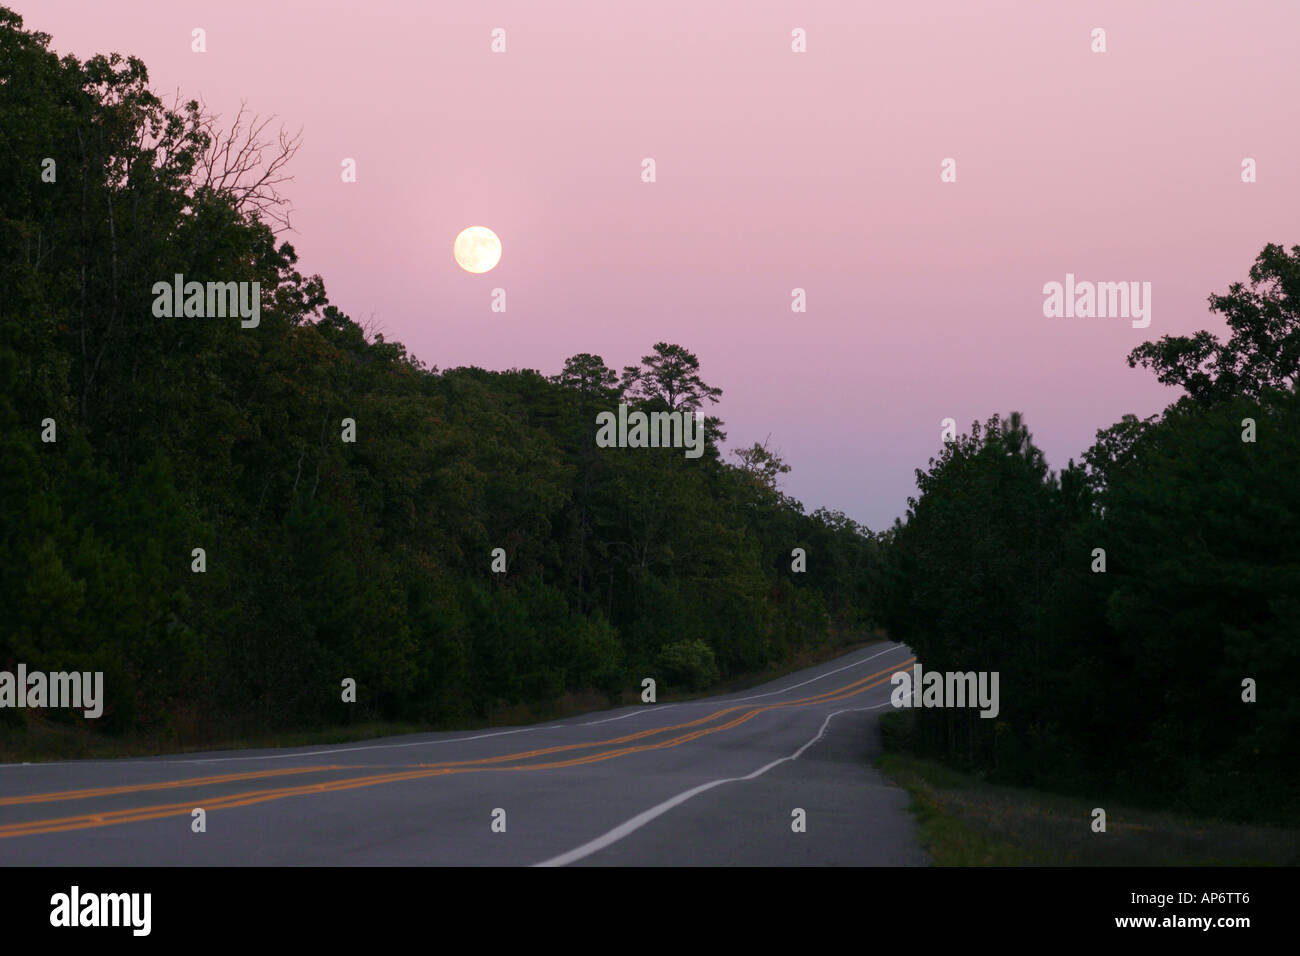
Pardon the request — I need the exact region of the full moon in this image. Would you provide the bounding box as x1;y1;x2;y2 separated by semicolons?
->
453;226;502;274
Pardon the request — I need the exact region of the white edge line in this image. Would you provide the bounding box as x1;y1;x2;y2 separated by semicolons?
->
581;704;680;725
709;643;909;704
2;644;911;768
3;724;563;768
533;699;898;868
580;642;909;724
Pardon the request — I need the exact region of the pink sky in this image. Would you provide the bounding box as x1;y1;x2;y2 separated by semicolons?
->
23;0;1300;530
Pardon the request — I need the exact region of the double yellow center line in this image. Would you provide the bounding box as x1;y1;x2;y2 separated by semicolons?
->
0;656;912;839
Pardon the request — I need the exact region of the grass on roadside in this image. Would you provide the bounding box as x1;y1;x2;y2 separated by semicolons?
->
875;743;1300;866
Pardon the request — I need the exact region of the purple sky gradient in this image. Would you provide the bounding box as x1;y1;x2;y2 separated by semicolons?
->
24;0;1300;530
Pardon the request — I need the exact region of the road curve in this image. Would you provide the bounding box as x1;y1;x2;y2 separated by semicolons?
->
0;641;929;866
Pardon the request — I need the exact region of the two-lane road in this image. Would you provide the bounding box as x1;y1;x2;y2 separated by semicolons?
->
0;641;928;866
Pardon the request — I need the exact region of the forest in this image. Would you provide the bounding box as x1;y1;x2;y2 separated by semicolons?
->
0;8;878;740
882;250;1300;824
2;8;1295;824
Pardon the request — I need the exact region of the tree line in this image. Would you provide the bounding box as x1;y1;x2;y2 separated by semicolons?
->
0;8;879;740
881;243;1299;825
2;8;1294;828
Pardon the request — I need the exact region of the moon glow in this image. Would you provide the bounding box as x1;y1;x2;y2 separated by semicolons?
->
453;226;502;274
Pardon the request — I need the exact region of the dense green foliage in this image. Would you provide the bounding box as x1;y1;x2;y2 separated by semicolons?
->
2;11;1293;830
0;10;881;739
884;246;1300;824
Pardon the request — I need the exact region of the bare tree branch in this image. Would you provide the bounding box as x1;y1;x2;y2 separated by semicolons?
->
360;311;387;342
192;98;302;234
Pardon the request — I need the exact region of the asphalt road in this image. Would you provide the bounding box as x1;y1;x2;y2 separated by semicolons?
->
0;641;928;866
